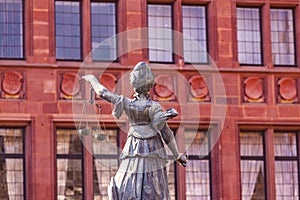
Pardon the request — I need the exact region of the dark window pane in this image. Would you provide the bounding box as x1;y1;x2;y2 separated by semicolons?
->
0;0;23;59
0;128;25;199
240;131;265;199
275;161;299;199
236;7;262;65
55;1;81;60
271;9;296;66
185;130;211;199
91;2;117;61
240;131;263;157
182;5;208;63
241;160;265;199
274;132;297;157
148;4;173;62
56;129;82;155
274;132;299;199
93;129;118;199
57;159;83;199
56;129;83;199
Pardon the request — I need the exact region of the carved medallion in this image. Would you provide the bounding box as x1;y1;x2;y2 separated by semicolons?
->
60;73;81;99
188;75;209;101
278;78;298;103
153;75;175;101
99;73;117;92
243;77;264;103
1;71;24;98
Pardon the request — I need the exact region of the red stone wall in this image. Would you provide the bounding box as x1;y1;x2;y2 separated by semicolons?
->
0;0;300;199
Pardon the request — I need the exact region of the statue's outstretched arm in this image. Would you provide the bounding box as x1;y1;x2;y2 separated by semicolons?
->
82;75;119;104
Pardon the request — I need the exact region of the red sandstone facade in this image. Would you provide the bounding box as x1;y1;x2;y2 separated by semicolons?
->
0;0;300;199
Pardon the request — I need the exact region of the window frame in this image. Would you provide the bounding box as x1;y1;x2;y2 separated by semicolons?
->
239;130;267;199
273;131;300;199
90;0;118;62
270;7;297;67
147;3;175;64
54;0;83;61
184;129;212;200
236;6;264;66
55;127;85;199
0;127;27;200
0;0;25;60
181;4;209;65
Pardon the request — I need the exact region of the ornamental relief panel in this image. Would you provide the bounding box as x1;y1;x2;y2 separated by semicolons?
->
1;71;24;99
60;72;82;100
188;75;210;102
243;76;265;103
277;77;298;104
152;74;175;101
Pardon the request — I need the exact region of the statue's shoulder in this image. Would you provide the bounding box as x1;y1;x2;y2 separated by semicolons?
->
149;99;162;111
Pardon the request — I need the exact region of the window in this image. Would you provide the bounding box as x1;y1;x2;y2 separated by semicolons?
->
56;129;83;199
93;129;119;199
240;131;265;199
236;7;262;65
91;2;117;61
182;5;208;63
270;8;296;66
185;130;211;199
0;128;25;199
55;1;81;60
0;0;23;59
274;132;299;199
148;4;173;63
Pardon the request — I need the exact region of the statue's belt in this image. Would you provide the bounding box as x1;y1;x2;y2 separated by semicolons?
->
128;123;159;139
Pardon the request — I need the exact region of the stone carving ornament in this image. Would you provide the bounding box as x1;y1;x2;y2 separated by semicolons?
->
153;74;175;101
1;71;24;98
60;72;81;99
188;75;210;101
277;77;298;103
243;77;264;103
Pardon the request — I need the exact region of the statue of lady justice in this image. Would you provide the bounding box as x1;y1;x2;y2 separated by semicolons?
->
82;62;187;200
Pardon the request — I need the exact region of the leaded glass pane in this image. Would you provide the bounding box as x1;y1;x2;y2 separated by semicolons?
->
237;7;262;65
271;9;295;66
185;130;210;200
55;1;81;60
148;4;173;62
240;160;265;199
0;128;24;200
182;5;208;63
56;129;83;200
91;2;117;61
240;132;264;157
0;0;23;59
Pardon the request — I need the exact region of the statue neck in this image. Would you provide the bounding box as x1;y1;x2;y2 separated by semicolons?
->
134;92;149;101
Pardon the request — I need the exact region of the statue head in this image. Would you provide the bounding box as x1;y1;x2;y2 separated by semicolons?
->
130;62;154;94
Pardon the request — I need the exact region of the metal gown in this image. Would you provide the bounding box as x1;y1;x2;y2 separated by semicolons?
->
108;95;172;200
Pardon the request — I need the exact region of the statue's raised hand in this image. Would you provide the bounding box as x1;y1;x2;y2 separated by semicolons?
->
82;75;106;96
82;74;98;83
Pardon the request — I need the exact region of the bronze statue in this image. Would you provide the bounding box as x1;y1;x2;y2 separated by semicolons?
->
82;62;187;200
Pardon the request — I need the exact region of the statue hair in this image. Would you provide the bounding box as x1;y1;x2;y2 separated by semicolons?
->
130;62;154;94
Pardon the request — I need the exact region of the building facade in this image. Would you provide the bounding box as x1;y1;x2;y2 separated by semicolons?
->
0;0;300;199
